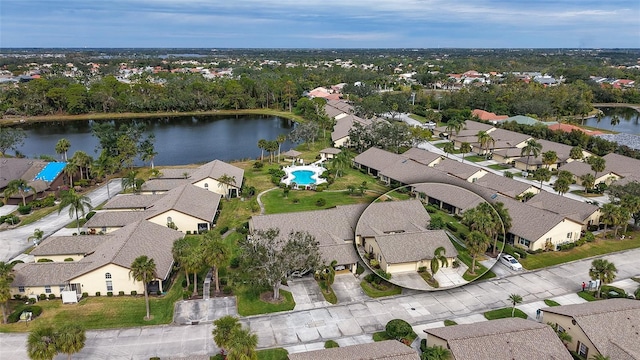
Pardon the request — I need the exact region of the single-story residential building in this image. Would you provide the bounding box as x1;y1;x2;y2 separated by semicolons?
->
425;318;572;360
526;190;600;230
11;220;183;298
512;139;587;171
288;340;419;360
542;299;640;360
0;159;68;205
560;160;620;186
413;183;484;215
472;172;539;199
319;147;341;161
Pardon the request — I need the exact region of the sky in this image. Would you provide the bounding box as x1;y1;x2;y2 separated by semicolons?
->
1;0;639;49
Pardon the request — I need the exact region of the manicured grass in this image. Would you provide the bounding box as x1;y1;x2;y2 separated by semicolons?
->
0;275;184;333
487;164;512;170
262;188;377;214
408;114;427;123
324;340;340;348
464;155;487;163
569;190;604;198
236;288;295;316
317;281;338;304
257;348;289;360
444;319;458;326
577;291;599;302
519;233;640;270
373;331;394;341
16;206;60;227
544;299;561;307
484;307;528;320
64;217;88;229
360;280;402;298
451;241;495;282
419;271;439;288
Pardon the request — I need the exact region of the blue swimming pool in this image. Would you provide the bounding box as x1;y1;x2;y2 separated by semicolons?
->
34;162;66;182
291;170;316;185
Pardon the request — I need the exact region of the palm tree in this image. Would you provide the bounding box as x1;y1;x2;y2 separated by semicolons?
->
442;141;455;158
570;146;584;161
201;233;229;293
476;131;494;158
122;170;144;194
553;177;571;196
58;189;92;235
459;142;471;163
0;261;14;324
257;139;267;161
55;323;86;360
445;118;464;137
70;151;92;180
63;161;78;188
466;230;490;276
129;255;157;320
533;168;552;189
508;293;523;317
620;195;640;234
172;237;192;288
422;345;452;360
542;150;558;169
212;315;241;356
595;111;604;126
491;202;512;256
580;173;595;193
610;114;620;130
92;152;117;199
184;247;203;298
589;258;617;298
276;134;286;162
217;173;237;200
520;139;542;175
3;179;33;206
139;134;157;169
430;246;448;275
587;156;606;181
590;354;610;360
330;150;352;178
600;203;617;238
227;327;258;360
55;138;71;161
28;228;44;246
27;326;58;360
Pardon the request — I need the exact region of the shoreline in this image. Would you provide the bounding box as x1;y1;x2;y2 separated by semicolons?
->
0;108;305;126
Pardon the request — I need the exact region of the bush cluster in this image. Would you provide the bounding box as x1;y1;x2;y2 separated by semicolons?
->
17;204;32;215
0;215;20;225
7;305;43;323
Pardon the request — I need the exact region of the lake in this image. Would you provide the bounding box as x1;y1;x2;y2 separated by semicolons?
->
16;114;296;166
583;107;640;135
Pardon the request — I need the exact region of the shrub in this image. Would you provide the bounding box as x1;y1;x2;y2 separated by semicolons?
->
186;230;191;235
324;340;339;348
82;292;88;298
95;292;101;297
2;215;20;225
48;294;56;300
17;204;32;215
119;291;125;296
131;291;137;296
444;319;458;326
39;294;46;300
600;285;627;299
418;266;427;273
428;216;445;230
219;226;229;235
13;294;22;300
376;269;392;280
64;257;74;262
425;205;439;213
583;231;595;243
445;222;457;232
7;305;43;323
315;198;326;207
356;263;365;275
364;274;375;283
253;161;264;170
370;259;379;268
107;292;113;297
10;259;24;266
37;258;53;262
452;260;460;268
230;256;241;268
513;248;528;259
85;211;96;220
385;319;413;340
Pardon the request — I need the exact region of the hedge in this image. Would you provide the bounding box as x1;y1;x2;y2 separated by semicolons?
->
8;305;43;323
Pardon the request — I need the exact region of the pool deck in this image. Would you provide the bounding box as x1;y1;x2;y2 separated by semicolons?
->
282;164;327;188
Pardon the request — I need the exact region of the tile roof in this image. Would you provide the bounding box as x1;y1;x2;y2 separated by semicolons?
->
357;200;430;238
149;184;221;222
375;230;458;264
527;190;599;223
31;235;109;256
425;318;572;360
542;299;640;360
412;183;484;212
548;123;604;136
288;340;419;360
103;194;166;210
472;109;509;121
189;159;244;189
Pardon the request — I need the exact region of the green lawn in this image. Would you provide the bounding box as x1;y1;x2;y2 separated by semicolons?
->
408;114;427;123
444;319;458;326
464;155;487;163
236;288;295;316
484;307;528;320
577;291;599;302
487;164;511;170
262;188;377;214
544;299;561;307
318;281;338;304
360;281;402;298
257;348;289;360
0;274;184;333
519;234;640;270
373;331;394;342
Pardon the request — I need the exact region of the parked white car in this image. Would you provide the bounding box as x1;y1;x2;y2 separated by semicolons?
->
500;254;523;271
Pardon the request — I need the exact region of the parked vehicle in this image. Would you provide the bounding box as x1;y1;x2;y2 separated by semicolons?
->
500;254;523;271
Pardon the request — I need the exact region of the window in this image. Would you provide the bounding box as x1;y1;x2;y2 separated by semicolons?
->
204;183;209;189
45;286;51;294
101;226;107;233
18;286;25;293
577;342;589;358
105;273;112;279
106;281;113;292
519;238;531;247
167;216;172;223
556;324;565;333
59;285;65;292
567;232;572;239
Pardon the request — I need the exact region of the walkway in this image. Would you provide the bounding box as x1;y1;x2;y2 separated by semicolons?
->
255;187;278;215
0;179;122;262
2;247;638;359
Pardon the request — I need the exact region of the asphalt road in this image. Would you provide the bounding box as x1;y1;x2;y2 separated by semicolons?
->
0;179;122;262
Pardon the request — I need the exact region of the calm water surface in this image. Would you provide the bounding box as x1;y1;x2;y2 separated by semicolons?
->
584;107;640;135
17;115;295;165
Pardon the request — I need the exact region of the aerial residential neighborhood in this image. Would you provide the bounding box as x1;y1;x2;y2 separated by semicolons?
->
1;5;640;356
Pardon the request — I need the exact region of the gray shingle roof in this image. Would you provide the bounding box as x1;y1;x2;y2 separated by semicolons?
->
379;158;436;185
320;147;341;155
357;200;430;238
542;299;640;360
527;190;599;224
331;114;372;142
412;183;484;212
560;160;593;178
12;262;94;287
142;178;191;192
426;318;572;360
402;148;442;166
85;211;152;228
374;230;458;264
103;194;166;210
189;159;244;189
431;158;484;180
603;153;640;178
498;196;569;241
152;168;196;179
472;173;535;198
288;340;419;360
354;147;404;173
31;235;109;256
149;184;221;222
0;158;47;189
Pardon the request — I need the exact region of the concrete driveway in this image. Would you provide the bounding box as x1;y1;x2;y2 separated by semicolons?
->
332;273;369;303
287;277;330;311
0;179;121;262
173;297;237;325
